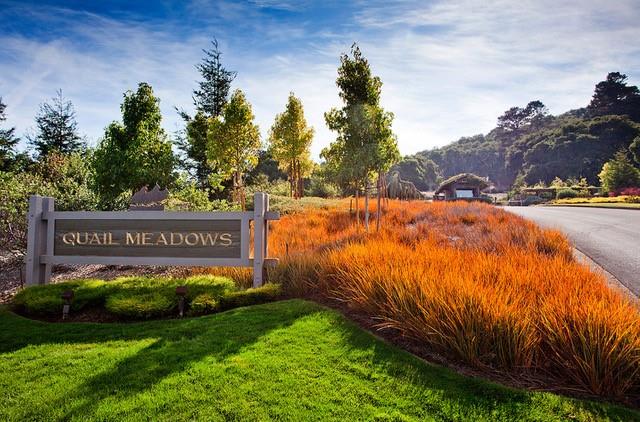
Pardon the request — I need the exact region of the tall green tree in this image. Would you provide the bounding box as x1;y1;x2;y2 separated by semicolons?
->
176;39;237;195
28;89;84;157
207;90;260;210
630;136;640;165
0;97;21;171
268;93;314;198
322;43;399;229
92;82;175;208
588;72;640;121
598;150;640;193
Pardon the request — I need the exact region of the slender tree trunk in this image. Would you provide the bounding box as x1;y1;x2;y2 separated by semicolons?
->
364;180;370;232
290;161;296;199
355;188;360;226
376;171;381;232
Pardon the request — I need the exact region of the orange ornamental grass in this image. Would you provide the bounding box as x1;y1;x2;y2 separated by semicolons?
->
204;200;640;399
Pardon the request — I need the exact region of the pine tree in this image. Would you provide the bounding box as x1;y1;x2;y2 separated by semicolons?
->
193;39;237;117
588;72;640;121
0;97;20;171
176;39;237;196
29;89;83;157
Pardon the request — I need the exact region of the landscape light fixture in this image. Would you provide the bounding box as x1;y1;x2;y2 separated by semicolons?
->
61;290;74;320
176;285;188;317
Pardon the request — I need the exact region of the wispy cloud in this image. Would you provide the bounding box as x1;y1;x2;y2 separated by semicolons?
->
1;0;639;159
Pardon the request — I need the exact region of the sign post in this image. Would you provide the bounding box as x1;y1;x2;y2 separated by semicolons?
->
24;192;278;287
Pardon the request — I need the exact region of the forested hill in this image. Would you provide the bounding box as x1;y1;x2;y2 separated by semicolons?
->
406;72;640;191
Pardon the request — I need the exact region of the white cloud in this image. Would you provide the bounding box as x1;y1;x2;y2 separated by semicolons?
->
1;0;639;160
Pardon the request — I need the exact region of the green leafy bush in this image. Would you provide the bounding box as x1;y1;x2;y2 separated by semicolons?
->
12;279;109;315
11;275;280;320
522;195;544;206
556;188;579;199
189;293;219;315
217;283;282;311
105;290;176;319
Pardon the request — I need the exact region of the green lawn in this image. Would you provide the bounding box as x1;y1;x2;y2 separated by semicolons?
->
0;299;637;421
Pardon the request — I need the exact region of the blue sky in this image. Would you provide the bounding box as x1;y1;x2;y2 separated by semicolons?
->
1;0;640;159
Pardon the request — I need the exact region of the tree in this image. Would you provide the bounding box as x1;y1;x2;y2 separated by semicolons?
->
207;90;261;210
588;72;640;121
193;39;237;117
269;93;314;198
176;39;237;196
630;136;640;165
29;89;83;157
598;150;640;194
322;43;399;230
495;100;549;149
391;155;441;191
0;97;21;171
92;82;175;208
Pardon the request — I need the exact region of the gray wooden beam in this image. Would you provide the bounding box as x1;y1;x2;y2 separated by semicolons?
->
253;192;266;287
25;196;53;285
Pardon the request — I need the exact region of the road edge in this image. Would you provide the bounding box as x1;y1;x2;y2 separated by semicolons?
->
572;247;639;303
545;204;640;210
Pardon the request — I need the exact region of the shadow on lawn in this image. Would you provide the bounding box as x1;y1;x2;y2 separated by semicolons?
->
322;309;638;421
1;301;317;420
0;301;636;420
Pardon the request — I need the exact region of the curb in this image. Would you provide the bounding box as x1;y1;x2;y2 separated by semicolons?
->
547;204;640;211
572;248;638;304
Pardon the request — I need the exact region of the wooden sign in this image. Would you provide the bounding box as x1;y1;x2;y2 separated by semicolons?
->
25;193;278;287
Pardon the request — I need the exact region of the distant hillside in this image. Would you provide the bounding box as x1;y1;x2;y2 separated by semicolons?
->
399;72;640;191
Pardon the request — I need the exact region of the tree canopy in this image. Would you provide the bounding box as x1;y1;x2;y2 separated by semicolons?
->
322;43;399;193
0;97;21;171
207;89;261;210
598;150;640;193
418;72;640;190
92;82;175;208
588;72;640;121
269;93;314;198
28;90;84;157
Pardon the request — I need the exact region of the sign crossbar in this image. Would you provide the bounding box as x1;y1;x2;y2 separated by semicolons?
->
25;192;278;287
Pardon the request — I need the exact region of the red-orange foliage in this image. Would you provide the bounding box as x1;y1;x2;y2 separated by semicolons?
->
205;200;640;399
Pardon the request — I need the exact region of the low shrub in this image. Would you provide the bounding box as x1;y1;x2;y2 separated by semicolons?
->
556;188;579;199
619;187;640;196
106;290;176;319
217;283;282;311
12;275;256;320
189;293;219;315
522;195;544;206
13;279;109;315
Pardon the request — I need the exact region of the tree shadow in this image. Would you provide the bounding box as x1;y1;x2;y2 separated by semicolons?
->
1;301;637;420
1;300;318;420
324;309;639;420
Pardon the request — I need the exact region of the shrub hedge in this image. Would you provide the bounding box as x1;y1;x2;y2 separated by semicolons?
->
12;275;282;320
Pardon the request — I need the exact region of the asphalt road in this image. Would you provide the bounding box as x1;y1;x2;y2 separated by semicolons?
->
504;206;640;296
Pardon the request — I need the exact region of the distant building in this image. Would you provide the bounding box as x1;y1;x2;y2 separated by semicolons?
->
434;173;491;201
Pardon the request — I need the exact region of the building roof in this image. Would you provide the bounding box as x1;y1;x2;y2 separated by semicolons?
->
434;173;491;195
